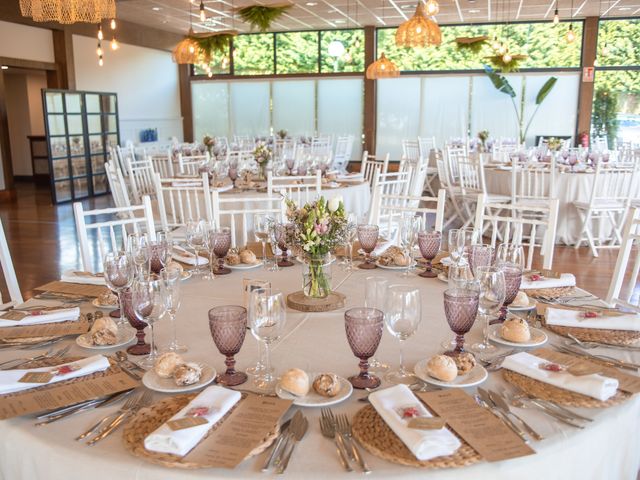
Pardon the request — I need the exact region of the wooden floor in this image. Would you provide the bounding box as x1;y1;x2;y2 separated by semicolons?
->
0;180;630;302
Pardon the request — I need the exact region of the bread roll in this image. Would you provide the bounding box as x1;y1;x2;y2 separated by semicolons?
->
501;318;531;343
226;252;241;265
174;362;202;386
154;352;184;378
239;249;257;264
426;355;458;382
393;252;411;266
89;317;118;346
511;291;530;308
312;373;341;397
452;352;476;375
279;368;309;397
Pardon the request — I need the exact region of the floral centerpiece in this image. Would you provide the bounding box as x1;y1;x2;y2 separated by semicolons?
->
203;135;216;156
546;137;563;152
253;141;272;180
477;130;490;152
285;196;348;298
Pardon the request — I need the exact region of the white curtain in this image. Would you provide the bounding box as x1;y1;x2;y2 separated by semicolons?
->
420;76;470;149
317;78;364;158
191;82;229;140
376;77;421;159
272;80;315;136
229;81;270;136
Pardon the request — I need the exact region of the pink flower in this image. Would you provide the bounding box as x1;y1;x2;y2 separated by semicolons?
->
315;221;329;235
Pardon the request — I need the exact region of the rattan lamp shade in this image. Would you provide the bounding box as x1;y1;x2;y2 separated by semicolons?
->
19;0;115;24
395;3;442;48
172;37;202;65
366;53;400;80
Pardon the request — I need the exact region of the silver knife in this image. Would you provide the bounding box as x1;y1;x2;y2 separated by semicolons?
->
277;414;308;474
261;417;293;472
488;389;544;441
477;388;528;442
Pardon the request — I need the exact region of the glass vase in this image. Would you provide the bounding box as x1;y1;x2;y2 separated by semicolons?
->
302;255;332;298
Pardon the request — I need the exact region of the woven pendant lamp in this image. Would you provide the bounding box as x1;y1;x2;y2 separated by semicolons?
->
366;53;400;80
172;36;202;65
20;0;115;24
395;2;442;48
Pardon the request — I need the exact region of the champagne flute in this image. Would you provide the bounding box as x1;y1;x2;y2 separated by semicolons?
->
253;213;271;270
103;251;134;327
384;285;422;384
126;233;150;279
131;276;167;368
470;266;505;353
161;265;187;353
399;214;419;277
364;276;390;372
248;288;287;393
266;221;280;272
186;220;207;276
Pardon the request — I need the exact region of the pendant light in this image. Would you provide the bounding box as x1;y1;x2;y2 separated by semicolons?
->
366;0;400;79
173;2;201;64
566;0;575;43
200;0;206;21
552;0;559;23
395;2;442;48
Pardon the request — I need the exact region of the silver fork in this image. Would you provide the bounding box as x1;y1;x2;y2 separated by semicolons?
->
319;410;352;472
76;391;144;442
86;390;152;446
0;345;71;370
336;414;371;474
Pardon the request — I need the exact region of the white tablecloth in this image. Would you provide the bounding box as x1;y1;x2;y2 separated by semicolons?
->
0;266;639;479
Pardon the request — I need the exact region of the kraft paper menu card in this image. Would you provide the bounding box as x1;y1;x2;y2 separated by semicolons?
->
532;348;640;394
0;365;139;419
417;389;534;462
184;394;292;468
35;281;108;298
0;317;90;340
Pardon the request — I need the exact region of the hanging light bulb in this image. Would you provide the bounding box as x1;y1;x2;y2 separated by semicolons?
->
110;18;116;30
425;0;440;15
566;24;576;43
553;8;559;24
97;45;103;56
498;42;507;55
491;34;500;50
98;25;104;40
602;42;610;56
98;56;104;67
189;44;195;54
199;0;206;21
111;37;119;50
503;50;512;63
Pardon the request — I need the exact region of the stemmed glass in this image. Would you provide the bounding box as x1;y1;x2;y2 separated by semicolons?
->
568;153;578;172
266;221;280;272
253;213;271;270
364;276;389;372
161;265;187;353
443;288;480;356
470;266;506;353
275;223;294;267
149;231;171;275
418;230;441;278
248;289;287;393
340;213;357;271
285;157;295;175
131;276;167;368
186;220;207;276
447;229;466;265
399;215;420;277
384;285;422;384
495;244;525;322
469;244;493;277
208;305;248;386
122;288;149;355
209;228;232;275
103;251;134;327
228;161;239;188
126;233;150;279
357;224;379;269
345;307;384;389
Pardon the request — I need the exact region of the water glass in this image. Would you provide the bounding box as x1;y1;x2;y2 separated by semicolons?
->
345;307;384;389
364;276;389;372
103;251;134;327
253;213;271;270
275;223;294;267
209;228;232;275
126;233;150;278
384;286;422;384
131;276;167;368
469;244;493;277
186;220;208;276
470;266;506;353
149;230;172;274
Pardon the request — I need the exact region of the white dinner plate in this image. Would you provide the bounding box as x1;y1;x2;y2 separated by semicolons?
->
76;327;136;350
91;298;118;310
414;361;488;388
180;270;193;281
276;374;353;407
375;260;416;270
224;261;264;270
508;298;537;311
488;324;548;348
437;272;448;283
142;364;216;393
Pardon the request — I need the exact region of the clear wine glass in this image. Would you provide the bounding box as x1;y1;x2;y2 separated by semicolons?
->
131;276;167;368
248;288;287;393
266;221;280;272
470;266;506;353
126;233;150;279
186;220;207;276
345;307;384;389
384;285;422;384
364;276;390;372
253;213;271;270
103;251;134;327
285;157;295;175
417;230;441;278
340;213;357;271
357;224;379;269
161;265;187;353
443;287;479;356
469;244;493;278
208;305;248;386
399;214;420;277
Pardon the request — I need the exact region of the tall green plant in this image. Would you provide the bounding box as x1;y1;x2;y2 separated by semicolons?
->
592;87;620;148
483;65;557;144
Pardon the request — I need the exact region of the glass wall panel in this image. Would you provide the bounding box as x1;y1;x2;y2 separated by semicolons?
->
420;76;470;145
192;81;230;140
272;80;315;135
317;78;364;157
376;77;421;158
593;70;640;146
276;32;319;74
234;34;274;75
230;81;270;135
597;19;640;67
320;30;365;73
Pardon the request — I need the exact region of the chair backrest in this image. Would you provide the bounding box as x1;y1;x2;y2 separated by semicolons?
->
402;139;421;164
210;191;286;248
267;170;322;206
371;168;412;199
417;136;436;161
457;155;488;196
444;144;466;184
474;193;559;270
149;151;175;178
178;152;210;176
586;163;636;207
115;144;134;175
510;159;557;203
332;135;354;171
606;206;640;307
0;218;23;304
73;196;156;273
593;137;609;152
311;136;332;154
153;173;212;232
105;161;131;209
361;151;390;187
126;157;156;204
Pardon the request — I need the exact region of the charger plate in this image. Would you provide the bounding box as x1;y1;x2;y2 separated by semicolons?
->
122;393;279;469
351;405;480;468
541;315;640;347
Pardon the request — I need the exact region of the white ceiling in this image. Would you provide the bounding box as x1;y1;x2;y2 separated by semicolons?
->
115;0;640;34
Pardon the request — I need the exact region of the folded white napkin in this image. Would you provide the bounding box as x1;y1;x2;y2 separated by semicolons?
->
0;307;80;328
502;351;619;401
546;307;640;332
520;273;576;290
60;270;106;286
0;355;110;395
372;241;393;257
172;247;209;266
368;385;461;461
144;386;241;456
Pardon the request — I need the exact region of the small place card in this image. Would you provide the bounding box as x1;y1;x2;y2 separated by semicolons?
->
167;416;209;431
0;316;90;340
18;372;54;384
540;269;561;279
35;281;107;298
407;417;446;430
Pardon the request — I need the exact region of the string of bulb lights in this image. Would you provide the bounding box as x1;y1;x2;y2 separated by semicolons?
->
97;16;119;66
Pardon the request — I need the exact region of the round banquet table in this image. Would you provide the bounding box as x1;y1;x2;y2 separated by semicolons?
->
484;167;640;246
1;265;639;479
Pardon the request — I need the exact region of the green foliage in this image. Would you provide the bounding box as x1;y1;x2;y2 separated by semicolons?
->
276;31;319;74
592;87;620;147
485;55;523;73
536;77;557;104
597;19;640;68
484;65;516;97
233;33;274;75
237;5;291;32
454;38;487;54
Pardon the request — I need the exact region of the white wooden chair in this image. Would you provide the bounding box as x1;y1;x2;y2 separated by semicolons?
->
574;163;637;257
510;159;557;206
73;196;156;273
402;139;421;166
115;144;134;175
126;157;156;204
436;158;465;229
210;191;286;248
474;193;559;270
605;206;640;308
267;170;322;206
417;136;439;196
361;151;390;188
444;143;467;186
332;135;354;172
149;151;175;178
153;173;212;238
0;218;23;305
178;152;210;176
311;136;332;156
105;161;131;210
367;168;413;225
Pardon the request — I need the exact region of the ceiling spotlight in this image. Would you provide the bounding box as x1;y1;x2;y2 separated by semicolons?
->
152;6;161;11
469;9;480;13
200;0;206;21
305;2;317;5
334;19;345;24
0;66;8;70
618;7;631;10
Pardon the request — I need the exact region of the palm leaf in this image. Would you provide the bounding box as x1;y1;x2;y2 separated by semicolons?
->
535;77;558;105
483;65;516;97
454;36;488;54
237;5;291;32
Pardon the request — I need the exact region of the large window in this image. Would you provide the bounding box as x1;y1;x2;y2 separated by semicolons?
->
234;34;274;75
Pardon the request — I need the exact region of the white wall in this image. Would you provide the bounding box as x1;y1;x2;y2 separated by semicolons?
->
72;35;183;144
0;20;54;63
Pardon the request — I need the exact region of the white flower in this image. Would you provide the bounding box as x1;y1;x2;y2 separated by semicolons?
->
328;196;342;213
